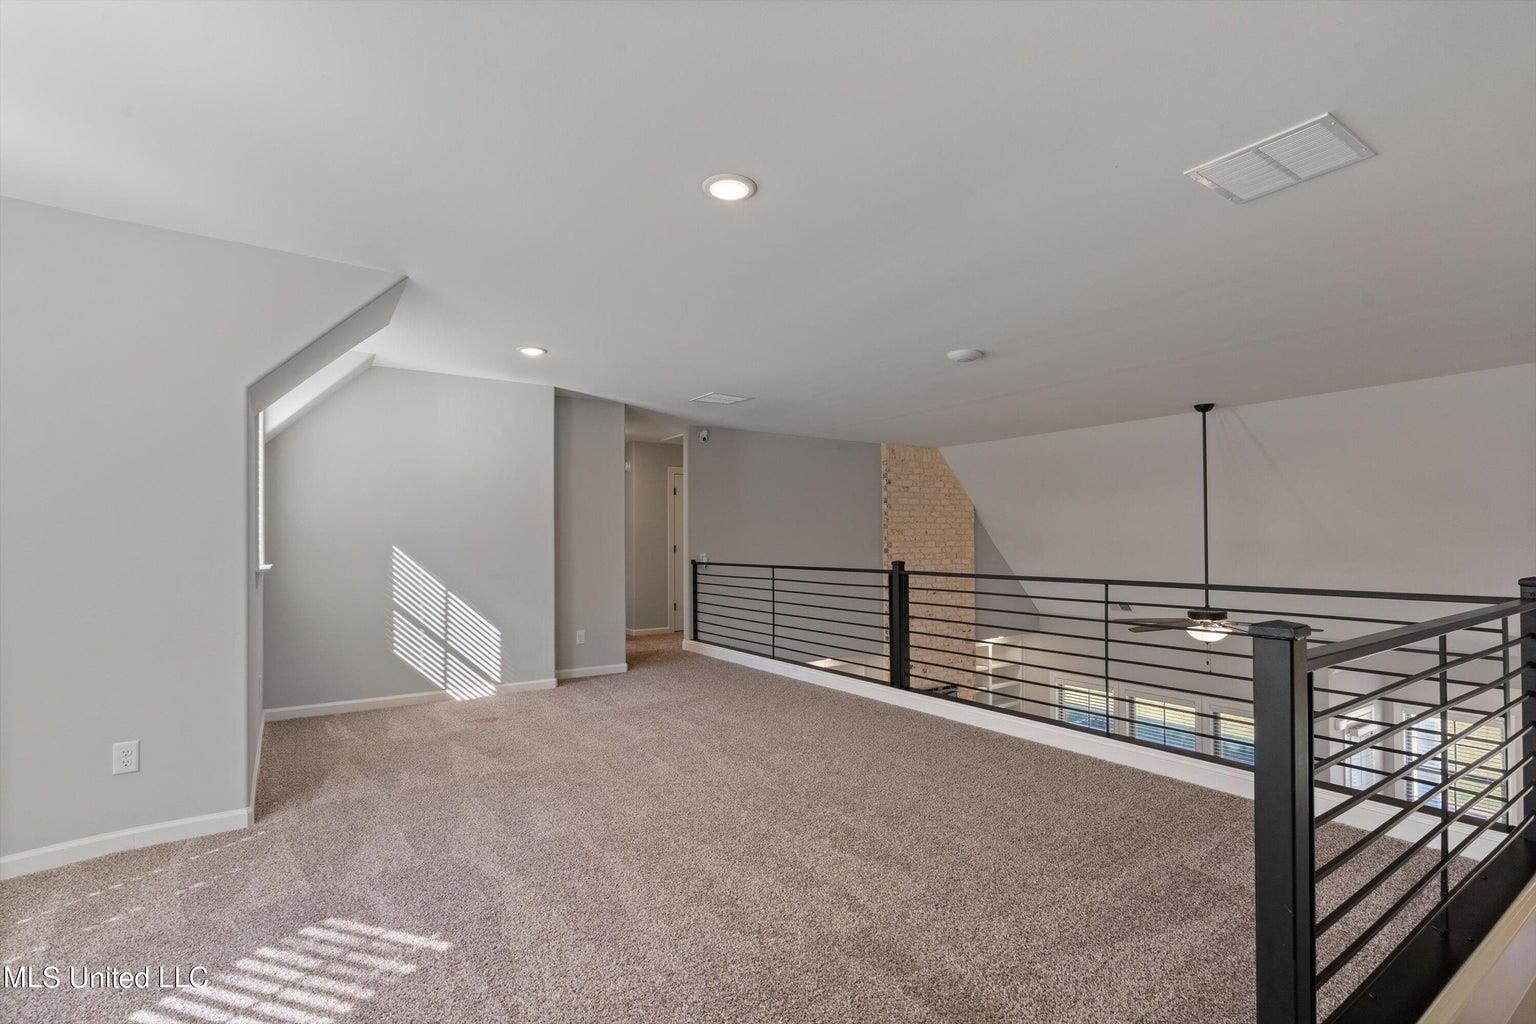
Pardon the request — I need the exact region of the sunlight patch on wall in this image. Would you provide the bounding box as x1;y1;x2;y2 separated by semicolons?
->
389;547;501;700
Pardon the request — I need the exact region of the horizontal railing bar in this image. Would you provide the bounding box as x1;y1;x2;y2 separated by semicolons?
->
1313;737;1431;761
773;624;888;650
1314;675;1516;773
695;614;889;659
1314;696;1523;824
912;610;1254;657
698;561;891;574
694;608;773;631
775;587;885;604
692;599;773;619
1323;710;1446;735
1314;685;1435;711
905;570;1510;606
965;621;1259;662
772;576;888;589
694;634;887;688
1317;806;1536;996
768;634;887;664
758;595;885;618
699;579;888;602
1313;639;1524;722
906;654;1247;716
905;669;1218;741
700;560;1512;607
1314;785;1535;989
1314;757;1532;938
914;584;1101;605
899;670;1249;766
909;635;1259;700
694;618;775;641
692;569;774;582
1324;641;1507;661
1306;599;1533;670
1315;726;1534;882
948;631;1254;683
703;629;885;669
773;609;890;634
697;580;779;595
1123;601;1494;631
695;585;773;603
908;590;1498;640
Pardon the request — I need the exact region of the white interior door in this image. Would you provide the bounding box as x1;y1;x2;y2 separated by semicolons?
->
667;467;684;631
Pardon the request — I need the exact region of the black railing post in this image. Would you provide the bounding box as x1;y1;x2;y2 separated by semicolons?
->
1251;619;1315;1024
690;559;699;642
1520;577;1535;840
889;560;910;689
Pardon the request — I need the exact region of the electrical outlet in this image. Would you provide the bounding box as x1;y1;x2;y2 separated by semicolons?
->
112;740;139;775
575;629;586;645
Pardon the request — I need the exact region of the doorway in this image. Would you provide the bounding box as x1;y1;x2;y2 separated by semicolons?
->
667;466;684;631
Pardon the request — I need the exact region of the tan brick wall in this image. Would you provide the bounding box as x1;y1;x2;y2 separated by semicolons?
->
881;445;975;693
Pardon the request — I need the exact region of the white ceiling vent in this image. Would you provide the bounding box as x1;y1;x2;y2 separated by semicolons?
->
690;392;751;405
1186;114;1374;204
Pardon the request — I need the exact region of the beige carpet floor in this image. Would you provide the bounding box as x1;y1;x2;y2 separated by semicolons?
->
2;634;1447;1023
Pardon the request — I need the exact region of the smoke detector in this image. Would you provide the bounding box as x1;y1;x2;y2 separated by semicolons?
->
690;392;751;405
1185;114;1374;204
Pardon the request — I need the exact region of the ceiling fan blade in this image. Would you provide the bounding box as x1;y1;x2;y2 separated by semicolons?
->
1113;618;1191;631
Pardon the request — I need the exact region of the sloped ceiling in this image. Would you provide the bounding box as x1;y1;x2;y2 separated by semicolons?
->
2;2;1532;445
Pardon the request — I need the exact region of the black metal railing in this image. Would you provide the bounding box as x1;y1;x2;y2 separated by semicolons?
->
1255;579;1536;1024
690;560;1536;1023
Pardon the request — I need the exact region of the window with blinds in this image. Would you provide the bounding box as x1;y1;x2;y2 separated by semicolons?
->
1058;684;1111;732
1333;714;1384;793
1215;712;1255;765
1129;695;1198;752
1406;715;1507;818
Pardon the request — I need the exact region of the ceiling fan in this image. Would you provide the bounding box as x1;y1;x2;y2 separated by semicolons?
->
1112;403;1315;644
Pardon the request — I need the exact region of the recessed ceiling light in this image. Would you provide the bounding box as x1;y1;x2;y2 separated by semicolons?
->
518;346;547;357
702;173;757;201
690;392;751;405
947;348;985;363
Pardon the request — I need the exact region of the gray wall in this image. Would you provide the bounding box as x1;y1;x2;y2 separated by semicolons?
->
685;427;882;568
264;367;556;710
625;441;683;630
0;199;398;861
944;365;1536;600
555;395;627;673
974;514;1039;634
684;427;882;643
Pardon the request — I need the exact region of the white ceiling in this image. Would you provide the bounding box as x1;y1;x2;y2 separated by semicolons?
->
3;1;1533;446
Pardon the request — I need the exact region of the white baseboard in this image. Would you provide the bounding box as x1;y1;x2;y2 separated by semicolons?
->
0;806;252;880
265;678;557;722
556;663;628;680
626;627;675;636
498;677;559;693
684;640;1501;860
